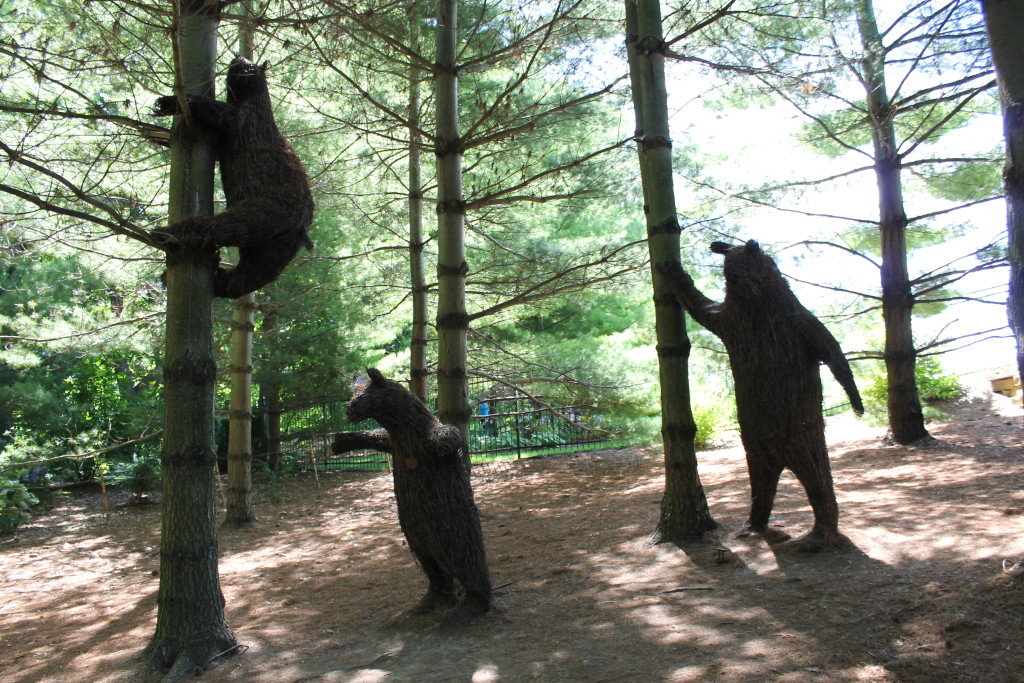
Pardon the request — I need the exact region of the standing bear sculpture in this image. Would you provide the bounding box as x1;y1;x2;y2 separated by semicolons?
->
332;369;492;620
153;56;314;298
659;240;864;551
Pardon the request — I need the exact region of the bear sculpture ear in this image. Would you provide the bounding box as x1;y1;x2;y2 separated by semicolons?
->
744;240;760;253
710;241;733;255
260;61;270;73
367;368;385;383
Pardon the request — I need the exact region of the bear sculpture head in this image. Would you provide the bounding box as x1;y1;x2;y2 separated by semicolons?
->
711;240;784;303
225;56;269;103
347;368;425;426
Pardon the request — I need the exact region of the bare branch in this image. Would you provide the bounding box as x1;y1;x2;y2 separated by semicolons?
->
0;140;160;247
0;430;165;471
0;312;164;344
467;239;646;321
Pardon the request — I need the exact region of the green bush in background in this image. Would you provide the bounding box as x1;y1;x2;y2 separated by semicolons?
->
861;356;963;424
692;394;736;450
0;476;39;533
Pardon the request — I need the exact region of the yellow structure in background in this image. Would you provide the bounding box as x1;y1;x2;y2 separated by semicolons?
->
990;375;1023;404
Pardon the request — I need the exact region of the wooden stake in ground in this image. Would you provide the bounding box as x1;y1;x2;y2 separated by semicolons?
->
98;462;109;516
310;442;320;490
214;461;225;508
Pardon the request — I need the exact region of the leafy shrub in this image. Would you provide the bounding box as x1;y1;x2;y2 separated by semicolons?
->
692;394;735;449
0;429;46;531
860;356;962;424
2;427;109;485
0;477;39;533
915;356;963;401
106;452;161;494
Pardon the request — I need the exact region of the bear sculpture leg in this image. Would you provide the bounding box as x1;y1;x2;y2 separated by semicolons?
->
411;552;458;615
742;452;790;542
448;544;492;620
784;453;850;551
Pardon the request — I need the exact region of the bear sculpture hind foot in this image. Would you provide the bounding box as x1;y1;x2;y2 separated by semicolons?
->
412;590;459;615
736;525;791;544
153;95;179;117
777;527;852;553
440;598;490;627
151;220;211;251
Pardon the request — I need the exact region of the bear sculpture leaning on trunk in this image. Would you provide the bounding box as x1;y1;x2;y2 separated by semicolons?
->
659;240;864;551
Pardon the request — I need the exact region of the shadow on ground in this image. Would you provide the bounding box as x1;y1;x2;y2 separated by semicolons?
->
1;392;1022;682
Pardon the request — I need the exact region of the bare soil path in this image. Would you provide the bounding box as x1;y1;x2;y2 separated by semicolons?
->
1;390;1022;682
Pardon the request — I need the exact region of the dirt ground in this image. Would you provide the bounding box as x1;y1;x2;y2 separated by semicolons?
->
2;389;1023;683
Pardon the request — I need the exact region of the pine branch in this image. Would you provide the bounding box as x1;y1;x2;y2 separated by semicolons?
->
0;140;159;247
467;239;646;321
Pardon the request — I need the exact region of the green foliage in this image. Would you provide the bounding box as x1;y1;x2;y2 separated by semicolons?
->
0;431;44;533
0;233;164;487
3;0;659;472
797;108;871;157
6;0;994;478
917;157;1003;202
799;96;994;162
860;356;963;422
0;477;38;533
692;394;734;450
915;356;963;401
840;217;970;259
105;453;161;494
0;383;63;432
0;427;106;484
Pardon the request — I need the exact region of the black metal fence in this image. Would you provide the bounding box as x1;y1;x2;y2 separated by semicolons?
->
465;392;609;460
272;398;381;471
274;381;620;472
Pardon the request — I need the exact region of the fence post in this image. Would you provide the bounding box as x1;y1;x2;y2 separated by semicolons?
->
515;393;522;459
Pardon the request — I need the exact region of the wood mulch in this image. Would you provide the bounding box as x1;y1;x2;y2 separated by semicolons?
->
1;390;1022;682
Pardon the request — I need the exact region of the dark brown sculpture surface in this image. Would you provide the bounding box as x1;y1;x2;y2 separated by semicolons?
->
153;57;314;298
332;369;492;619
660;241;864;550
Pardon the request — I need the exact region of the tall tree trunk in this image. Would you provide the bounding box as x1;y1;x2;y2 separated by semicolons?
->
260;309;283;471
626;0;716;543
224;294;257;527
409;3;429;402
981;0;1024;417
855;0;930;444
223;0;258;529
434;0;471;468
141;1;237;678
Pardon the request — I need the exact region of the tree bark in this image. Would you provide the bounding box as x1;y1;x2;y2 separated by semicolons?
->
264;384;283;471
409;4;429;402
855;0;930;444
981;0;1024;417
258;308;283;471
223;0;259;529
141;1;237;678
434;0;471;469
626;0;716;543
224;293;257;527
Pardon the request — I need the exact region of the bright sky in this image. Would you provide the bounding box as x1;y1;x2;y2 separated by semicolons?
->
660;77;1015;384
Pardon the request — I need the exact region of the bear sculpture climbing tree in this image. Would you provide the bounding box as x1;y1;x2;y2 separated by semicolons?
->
660;241;864;551
332;369;492;620
153;56;314;298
